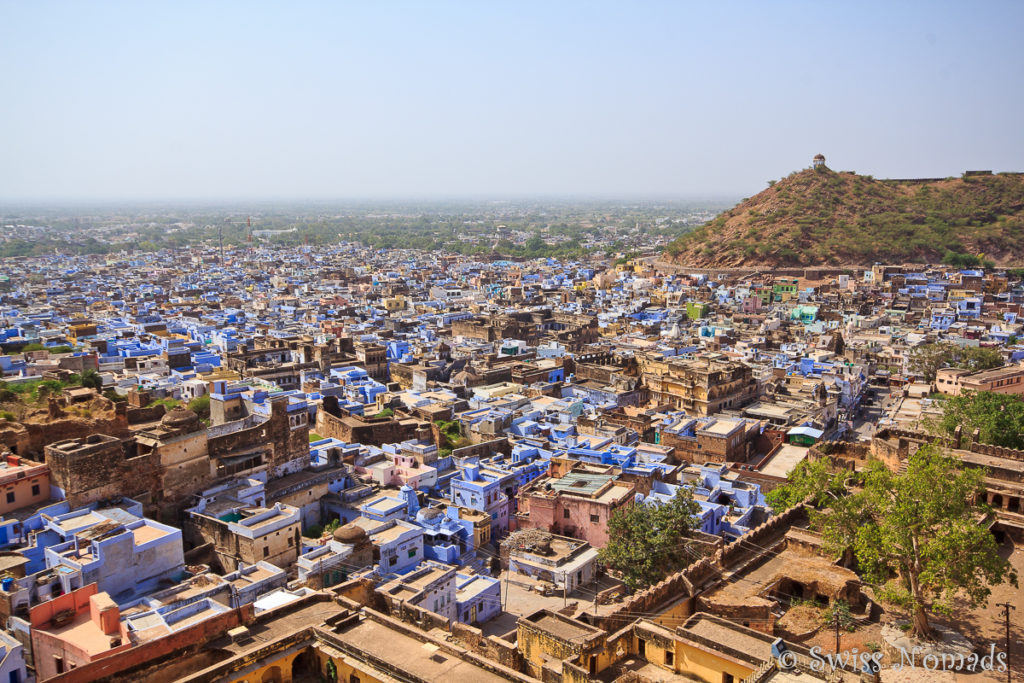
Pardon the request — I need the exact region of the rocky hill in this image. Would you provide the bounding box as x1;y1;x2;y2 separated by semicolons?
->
665;165;1024;267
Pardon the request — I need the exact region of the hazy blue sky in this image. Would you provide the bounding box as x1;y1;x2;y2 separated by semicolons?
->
2;1;1022;201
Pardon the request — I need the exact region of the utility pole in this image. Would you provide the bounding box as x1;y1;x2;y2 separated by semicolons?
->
833;610;841;655
997;602;1015;683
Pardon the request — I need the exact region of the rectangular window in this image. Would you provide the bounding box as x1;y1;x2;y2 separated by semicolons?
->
31;484;40;496
563;509;570;519
408;548;416;558
5;492;13;504
590;514;599;523
665;650;674;666
263;546;269;558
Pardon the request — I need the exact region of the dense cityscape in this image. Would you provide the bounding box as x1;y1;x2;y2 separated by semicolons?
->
4;1;1024;681
0;214;1021;681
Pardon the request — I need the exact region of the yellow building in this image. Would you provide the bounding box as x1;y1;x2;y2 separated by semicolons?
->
209;601;531;683
384;295;406;312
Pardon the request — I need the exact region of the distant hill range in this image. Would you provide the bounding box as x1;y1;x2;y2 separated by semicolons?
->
665;158;1024;268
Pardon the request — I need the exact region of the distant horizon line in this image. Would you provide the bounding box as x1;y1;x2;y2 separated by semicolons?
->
5;167;1021;210
0;194;741;210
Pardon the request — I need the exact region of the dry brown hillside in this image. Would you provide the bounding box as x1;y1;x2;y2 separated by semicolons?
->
665;166;1024;267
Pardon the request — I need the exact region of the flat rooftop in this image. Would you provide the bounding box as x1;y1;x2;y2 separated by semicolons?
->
131;524;170;546
684;617;772;661
404;565;453;590
743;402;793;420
963;363;1024;382
36;607;121;658
456;575;496;601
597;482;632;503
229;564;279;588
364;496;405;514
55;511;105;534
759;444;808;478
244;508;296;530
550;471;612;496
324;615;512;683
371;523;412;544
525;612;601;643
700;419;741;436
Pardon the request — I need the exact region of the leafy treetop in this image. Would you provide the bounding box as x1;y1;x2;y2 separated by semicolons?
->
766;457;856;513
936;391;1024;450
598;488;702;590
821;444;1016;639
909;342;1003;383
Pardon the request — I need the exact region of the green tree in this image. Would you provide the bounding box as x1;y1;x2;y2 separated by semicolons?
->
961;346;1005;372
524;234;546;255
821;444;1016;638
909;343;1003;382
937;391;1024;449
188;393;211;422
909;343;950;383
598;489;702;590
80;369;102;390
766;457;854;512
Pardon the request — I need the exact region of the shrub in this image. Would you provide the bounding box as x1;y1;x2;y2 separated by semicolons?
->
188;394;211;421
80;369;102;390
147;397;181;411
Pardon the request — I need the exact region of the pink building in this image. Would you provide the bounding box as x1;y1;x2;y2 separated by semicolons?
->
515;469;634;548
0;455;51;515
30;584;129;679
